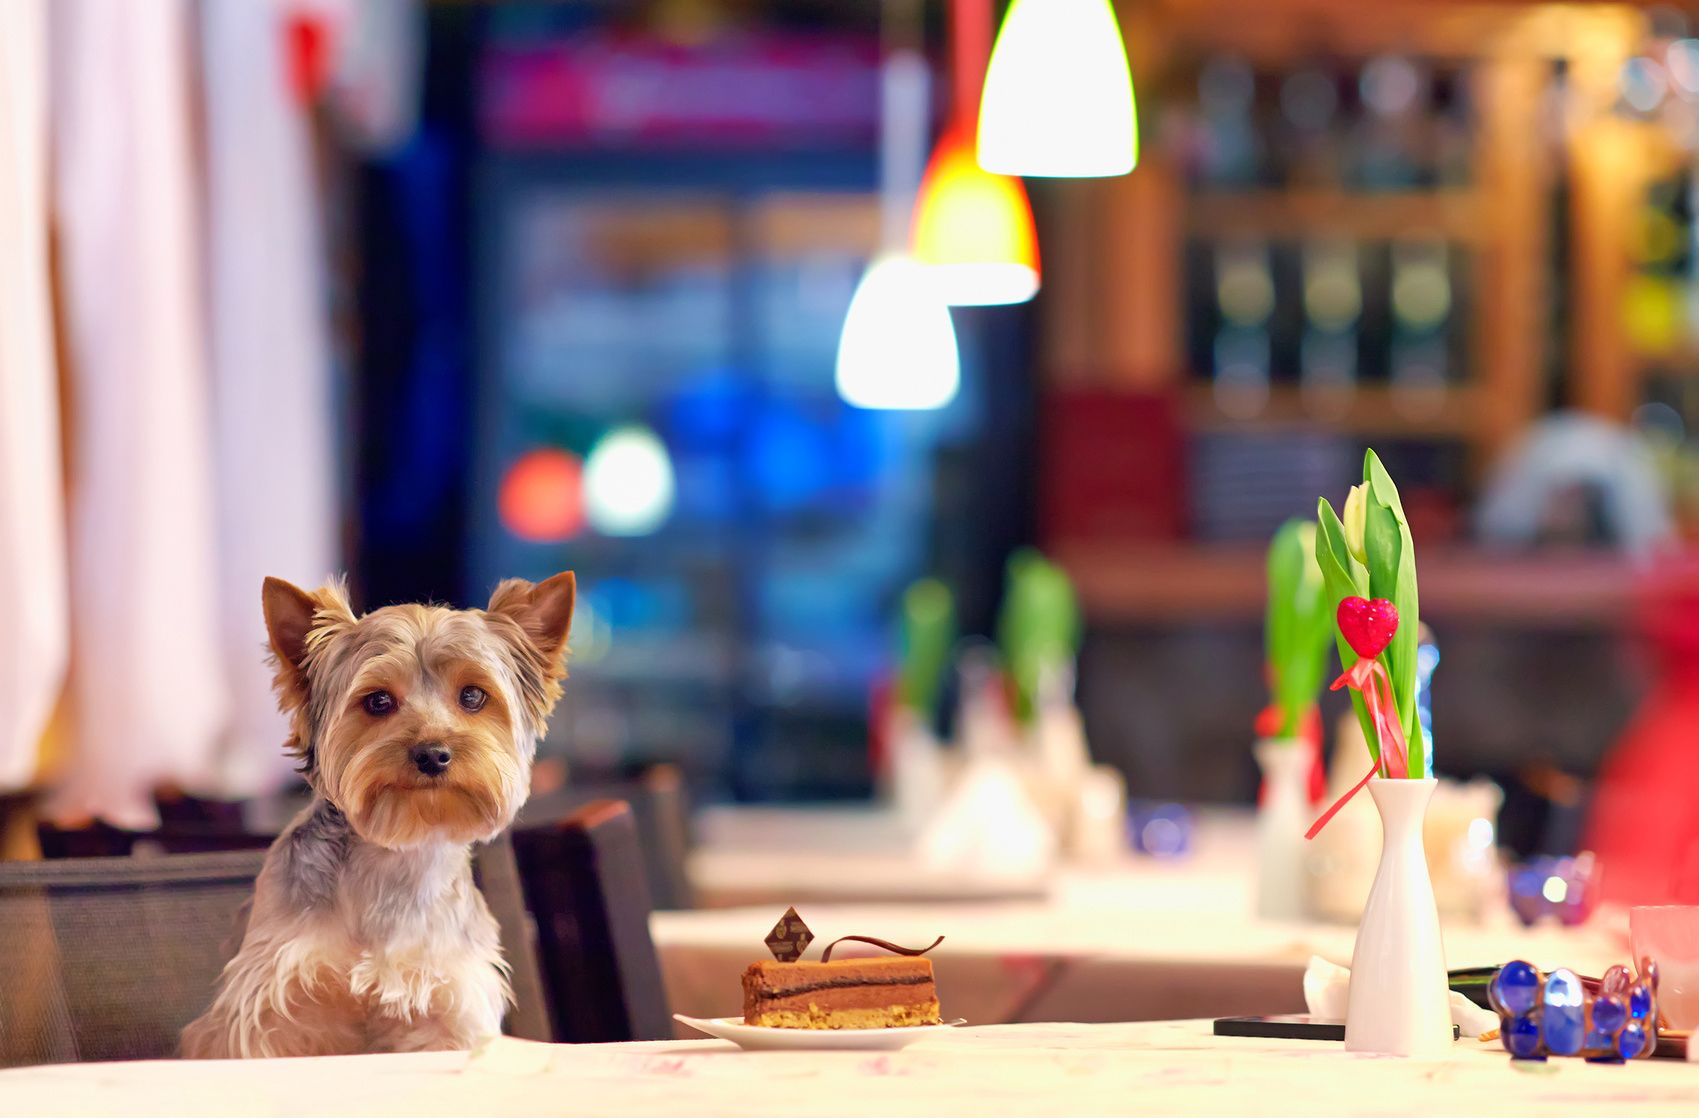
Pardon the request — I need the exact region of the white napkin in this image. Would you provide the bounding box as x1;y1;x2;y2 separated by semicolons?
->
917;756;1055;880
1302;955;1500;1038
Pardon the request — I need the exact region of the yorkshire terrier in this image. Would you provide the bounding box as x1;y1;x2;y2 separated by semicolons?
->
180;571;575;1059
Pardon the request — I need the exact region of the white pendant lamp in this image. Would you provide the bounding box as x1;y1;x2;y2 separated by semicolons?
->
835;255;961;409
836;44;961;411
910;0;1040;305
977;0;1139;177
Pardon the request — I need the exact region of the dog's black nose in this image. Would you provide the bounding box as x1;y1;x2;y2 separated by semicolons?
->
411;743;452;777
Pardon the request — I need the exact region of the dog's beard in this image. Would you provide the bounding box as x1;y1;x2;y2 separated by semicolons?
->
328;741;528;849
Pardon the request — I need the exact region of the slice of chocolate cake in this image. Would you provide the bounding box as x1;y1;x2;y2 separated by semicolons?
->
742;956;942;1029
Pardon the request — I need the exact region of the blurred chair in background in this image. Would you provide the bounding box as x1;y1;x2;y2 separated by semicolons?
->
518;764;696;911
0;841;557;1066
473;832;552;1043
0;850;264;1067
511;799;673;1044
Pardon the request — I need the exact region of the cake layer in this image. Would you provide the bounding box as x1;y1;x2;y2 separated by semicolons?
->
750;984;937;1014
743;957;941;1029
744;956;934;997
747;1000;941;1030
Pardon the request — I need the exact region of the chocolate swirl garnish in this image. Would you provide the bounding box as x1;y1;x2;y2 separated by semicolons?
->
820;934;945;963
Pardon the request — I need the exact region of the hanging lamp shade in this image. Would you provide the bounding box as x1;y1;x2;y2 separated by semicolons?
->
835;254;961;410
976;0;1138;177
911;125;1040;305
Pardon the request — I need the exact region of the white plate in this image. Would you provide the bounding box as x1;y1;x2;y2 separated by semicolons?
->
673;1014;966;1051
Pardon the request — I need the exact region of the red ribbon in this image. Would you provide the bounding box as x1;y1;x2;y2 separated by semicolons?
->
1304;657;1409;839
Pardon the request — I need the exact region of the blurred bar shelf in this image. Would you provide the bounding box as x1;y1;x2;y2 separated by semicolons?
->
1057;544;1637;628
1184;384;1479;439
1185;189;1486;242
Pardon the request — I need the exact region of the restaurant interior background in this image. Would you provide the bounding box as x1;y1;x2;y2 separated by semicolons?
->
9;0;1699;878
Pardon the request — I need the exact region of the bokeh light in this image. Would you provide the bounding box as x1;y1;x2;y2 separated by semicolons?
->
498;448;585;542
1623;273;1682;353
1216;243;1275;326
1620;56;1668;115
1361;54;1421;117
1303;242;1362;331
584;425;676;537
1391;244;1451;329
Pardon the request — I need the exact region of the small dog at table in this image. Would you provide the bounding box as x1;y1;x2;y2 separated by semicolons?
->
181;572;575;1058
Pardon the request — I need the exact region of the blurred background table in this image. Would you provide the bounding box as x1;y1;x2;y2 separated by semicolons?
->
662;805;1624;1026
6;1021;1694;1118
687;803;1256;909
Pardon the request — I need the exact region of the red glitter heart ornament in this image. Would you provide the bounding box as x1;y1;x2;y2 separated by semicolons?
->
1337;596;1399;659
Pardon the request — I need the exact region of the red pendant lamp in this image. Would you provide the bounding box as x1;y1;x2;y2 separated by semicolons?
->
910;0;1040;306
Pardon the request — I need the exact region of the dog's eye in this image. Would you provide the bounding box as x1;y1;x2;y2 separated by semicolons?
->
362;691;396;717
459;685;488;713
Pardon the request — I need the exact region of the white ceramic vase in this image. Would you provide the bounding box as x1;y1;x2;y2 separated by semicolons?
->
1253;738;1311;921
1344;777;1453;1056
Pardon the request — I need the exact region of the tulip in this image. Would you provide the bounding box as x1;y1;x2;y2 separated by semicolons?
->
1342;482;1369;564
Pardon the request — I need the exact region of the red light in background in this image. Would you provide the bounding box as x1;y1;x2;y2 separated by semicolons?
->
499;448;585;542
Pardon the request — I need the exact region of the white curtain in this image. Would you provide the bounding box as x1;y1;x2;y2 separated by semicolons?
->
50;0;228;827
200;0;338;796
0;0;67;793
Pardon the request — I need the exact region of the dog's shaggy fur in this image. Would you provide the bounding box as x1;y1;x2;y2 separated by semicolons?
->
180;572;574;1058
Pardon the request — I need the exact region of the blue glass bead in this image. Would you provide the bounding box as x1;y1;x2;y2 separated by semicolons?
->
1591;994;1626;1034
1492;960;1541;1015
1541;969;1586;1056
1504;1013;1544;1059
1618;1022;1648;1060
1583;1027;1615;1054
1629;984;1654;1021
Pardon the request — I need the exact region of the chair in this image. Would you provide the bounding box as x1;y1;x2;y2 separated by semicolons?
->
37;820;275;859
0;850;264;1067
517;764;695;910
1;842;553;1066
510;799;673;1043
470;833;552;1042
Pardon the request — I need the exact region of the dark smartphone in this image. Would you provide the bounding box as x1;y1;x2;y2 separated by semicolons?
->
1214;1015;1460;1042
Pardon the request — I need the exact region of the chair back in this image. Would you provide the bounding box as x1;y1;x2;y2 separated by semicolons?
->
0;850;264;1067
518;764;695;910
23;835;555;1051
511;800;672;1042
469;834;552;1042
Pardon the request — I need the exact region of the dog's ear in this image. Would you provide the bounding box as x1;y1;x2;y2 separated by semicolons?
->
487;573;576;733
487;571;576;664
263;577;320;672
262;576;356;700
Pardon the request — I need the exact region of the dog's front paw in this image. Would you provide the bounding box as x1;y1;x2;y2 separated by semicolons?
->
348;952;443;1022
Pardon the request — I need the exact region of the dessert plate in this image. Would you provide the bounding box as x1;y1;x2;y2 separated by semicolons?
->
673;1014;966;1052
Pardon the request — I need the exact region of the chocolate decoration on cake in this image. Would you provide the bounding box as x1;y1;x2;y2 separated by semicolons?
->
764;906;814;962
819;934;945;963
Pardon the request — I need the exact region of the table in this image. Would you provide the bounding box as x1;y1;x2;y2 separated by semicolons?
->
687;805;1257;909
654;901;1623;1026
4;1021;1695;1117
665;806;1625;1027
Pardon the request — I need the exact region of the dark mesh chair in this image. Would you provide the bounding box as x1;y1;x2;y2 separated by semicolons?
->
517;764;695;910
511;799;672;1043
2;840;550;1066
0;850;264;1067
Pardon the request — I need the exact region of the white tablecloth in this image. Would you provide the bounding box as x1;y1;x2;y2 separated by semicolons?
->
3;1021;1694;1117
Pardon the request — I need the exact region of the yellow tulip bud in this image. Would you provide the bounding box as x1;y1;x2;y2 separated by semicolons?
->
1343;482;1368;564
